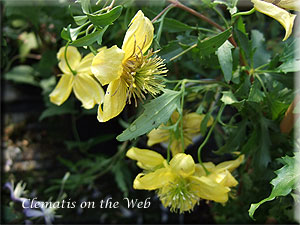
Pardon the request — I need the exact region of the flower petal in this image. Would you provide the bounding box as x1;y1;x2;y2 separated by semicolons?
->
57;46;81;74
251;0;296;41
147;127;170;146
133;168;175;190
77;52;94;75
73;74;104;109
215;155;244;172
97;78;127;122
208;170;238;187
122;10;154;61
184;113;213;134
195;162;216;176
126;147;165;170
49;74;74;106
264;0;300;11
91;45;125;85
169;153;195;177
190;176;230;203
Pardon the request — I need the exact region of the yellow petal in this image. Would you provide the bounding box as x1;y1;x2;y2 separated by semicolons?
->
91;46;125;85
264;0;300;11
77;52;94;75
190;176;230;203
122;10;154;61
73;74;104;109
184;113;213;134
147;127;170;146
169;153;195;177
208;170;238;187
97;78;127;122
194;162;216;176
126;147;165;170
215;155;244;172
251;0;296;41
49;73;74;106
57;46;81;74
133;168;174;190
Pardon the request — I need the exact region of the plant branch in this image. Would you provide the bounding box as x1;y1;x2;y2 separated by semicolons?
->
168;0;237;47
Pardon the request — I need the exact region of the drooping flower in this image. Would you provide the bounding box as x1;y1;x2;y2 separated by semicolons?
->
194;154;245;192
49;46;104;109
126;148;243;213
147;111;213;156
91;10;168;122
251;0;299;41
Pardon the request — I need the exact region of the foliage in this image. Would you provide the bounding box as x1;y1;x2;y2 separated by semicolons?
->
2;0;299;223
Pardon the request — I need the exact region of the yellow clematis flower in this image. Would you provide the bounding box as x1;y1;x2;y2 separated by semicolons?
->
195;154;245;190
49;46;104;109
147;111;213;156
251;0;298;41
126;147;241;213
91;10;168;122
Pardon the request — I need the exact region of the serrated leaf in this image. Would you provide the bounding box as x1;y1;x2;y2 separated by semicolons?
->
65;134;115;151
71;27;107;47
249;153;299;219
248;80;264;103
117;89;181;141
112;160;131;196
198;27;232;56
87;6;123;28
217;40;234;82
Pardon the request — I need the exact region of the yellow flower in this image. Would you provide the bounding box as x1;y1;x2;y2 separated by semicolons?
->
195;155;245;190
147;111;213;156
126;147;236;213
49;46;104;109
91;10;168;122
251;0;298;41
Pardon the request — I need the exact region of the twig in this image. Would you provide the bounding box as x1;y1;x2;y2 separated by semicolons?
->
151;4;174;23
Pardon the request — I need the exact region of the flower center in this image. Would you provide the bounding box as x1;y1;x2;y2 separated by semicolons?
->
121;49;168;106
157;177;199;213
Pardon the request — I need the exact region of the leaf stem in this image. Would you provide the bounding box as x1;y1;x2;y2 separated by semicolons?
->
170;43;197;61
232;8;256;18
197;104;225;175
152;4;174;23
64;42;77;75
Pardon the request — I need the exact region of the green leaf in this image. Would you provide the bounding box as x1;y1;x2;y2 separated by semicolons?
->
159;41;183;62
117;89;181;141
249;153;299;219
112;160;131;196
251;30;270;68
87;6;123;28
39;101;77;121
275;38;300;73
214;0;238;15
73;15;88;25
71;27;107;47
235;29;251;59
4;65;39;86
65;134;115;151
221;90;238;105
215;120;247;154
162;18;193;33
248;80;265;103
61;24;83;41
217;40;234;82
197;27;232;56
77;0;90;14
